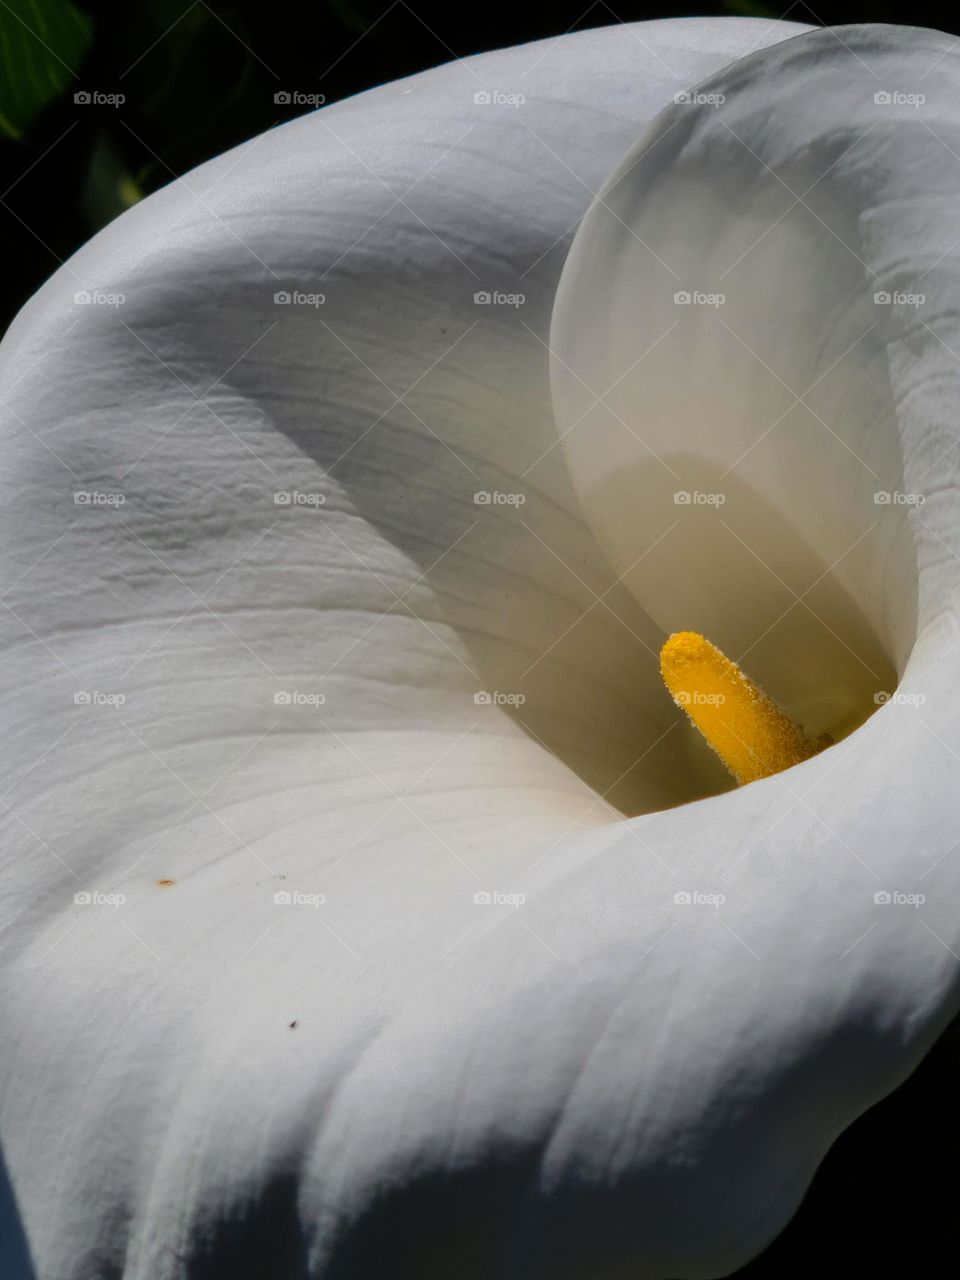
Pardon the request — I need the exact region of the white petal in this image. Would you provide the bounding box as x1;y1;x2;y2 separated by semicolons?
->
20;18;944;1280
550;17;960;1265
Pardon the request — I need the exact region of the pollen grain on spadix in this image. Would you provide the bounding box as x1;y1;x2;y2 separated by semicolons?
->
659;631;828;786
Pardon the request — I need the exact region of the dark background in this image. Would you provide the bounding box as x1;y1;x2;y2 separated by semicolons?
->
1;1;957;1274
0;0;957;332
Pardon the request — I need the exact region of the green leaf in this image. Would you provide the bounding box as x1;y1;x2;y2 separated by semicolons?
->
80;130;142;231
0;0;93;140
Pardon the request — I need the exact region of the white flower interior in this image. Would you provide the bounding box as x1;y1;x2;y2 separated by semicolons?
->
551;62;923;801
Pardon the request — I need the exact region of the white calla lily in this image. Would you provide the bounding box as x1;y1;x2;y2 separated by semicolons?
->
2;15;956;1280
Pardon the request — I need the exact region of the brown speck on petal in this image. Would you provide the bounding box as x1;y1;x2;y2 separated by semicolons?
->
156;879;176;888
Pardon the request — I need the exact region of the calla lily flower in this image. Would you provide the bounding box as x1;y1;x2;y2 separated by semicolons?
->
2;14;958;1278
